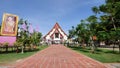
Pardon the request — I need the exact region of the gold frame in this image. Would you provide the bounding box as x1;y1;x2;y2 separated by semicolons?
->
1;13;19;36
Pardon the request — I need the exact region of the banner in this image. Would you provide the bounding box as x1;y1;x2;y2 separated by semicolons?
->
1;13;19;36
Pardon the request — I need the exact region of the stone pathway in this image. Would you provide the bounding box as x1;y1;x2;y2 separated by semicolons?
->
9;44;112;68
106;63;120;68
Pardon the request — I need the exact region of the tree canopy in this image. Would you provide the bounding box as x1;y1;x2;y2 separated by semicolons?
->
68;0;120;53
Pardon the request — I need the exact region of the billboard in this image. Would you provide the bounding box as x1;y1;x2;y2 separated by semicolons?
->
1;13;19;36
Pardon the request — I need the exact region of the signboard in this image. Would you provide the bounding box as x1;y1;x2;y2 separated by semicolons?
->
0;36;16;46
1;13;19;36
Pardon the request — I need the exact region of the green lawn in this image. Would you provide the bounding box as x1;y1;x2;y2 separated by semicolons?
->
68;46;120;63
0;45;48;64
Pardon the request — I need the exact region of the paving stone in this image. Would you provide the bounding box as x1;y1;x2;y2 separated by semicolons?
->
10;44;112;68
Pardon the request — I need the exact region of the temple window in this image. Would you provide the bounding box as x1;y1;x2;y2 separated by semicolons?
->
55;33;59;38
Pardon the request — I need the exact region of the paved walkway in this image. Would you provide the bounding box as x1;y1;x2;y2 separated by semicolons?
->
10;44;112;68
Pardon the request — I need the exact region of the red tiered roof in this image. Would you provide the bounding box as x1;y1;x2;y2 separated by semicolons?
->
44;22;67;39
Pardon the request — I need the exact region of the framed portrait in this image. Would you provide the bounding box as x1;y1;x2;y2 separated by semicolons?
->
1;13;19;36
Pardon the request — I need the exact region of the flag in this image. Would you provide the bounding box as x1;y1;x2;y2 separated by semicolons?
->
22;23;27;31
35;26;39;32
29;25;33;33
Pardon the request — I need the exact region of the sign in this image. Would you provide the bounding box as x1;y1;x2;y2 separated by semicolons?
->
1;13;19;36
0;36;16;46
92;36;97;40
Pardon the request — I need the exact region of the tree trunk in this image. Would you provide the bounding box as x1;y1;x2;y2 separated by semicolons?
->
111;17;116;30
119;45;120;53
0;47;2;53
113;42;115;52
16;46;18;53
89;36;95;53
91;43;95;53
90;40;95;53
94;40;97;49
12;47;14;51
21;46;24;54
82;40;85;48
30;44;34;50
6;46;8;53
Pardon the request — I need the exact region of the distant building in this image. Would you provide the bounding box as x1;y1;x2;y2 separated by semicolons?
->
43;22;67;44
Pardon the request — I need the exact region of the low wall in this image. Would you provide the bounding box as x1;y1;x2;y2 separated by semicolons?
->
0;36;16;46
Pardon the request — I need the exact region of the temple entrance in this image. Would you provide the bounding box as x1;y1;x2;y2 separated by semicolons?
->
43;23;67;44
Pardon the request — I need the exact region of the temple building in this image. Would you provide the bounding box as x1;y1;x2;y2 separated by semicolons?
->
43;23;67;44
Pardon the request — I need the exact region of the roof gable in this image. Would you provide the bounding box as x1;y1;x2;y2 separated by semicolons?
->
44;22;67;38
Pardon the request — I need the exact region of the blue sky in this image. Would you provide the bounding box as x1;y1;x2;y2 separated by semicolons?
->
0;0;105;36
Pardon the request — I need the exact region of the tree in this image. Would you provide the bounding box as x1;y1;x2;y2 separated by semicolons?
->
98;0;120;53
68;0;120;54
86;16;99;53
116;29;120;53
99;0;120;30
75;20;90;47
18;19;24;25
17;19;30;53
31;31;42;46
92;6;100;15
68;26;75;39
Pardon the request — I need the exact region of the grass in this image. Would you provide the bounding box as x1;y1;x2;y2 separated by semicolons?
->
0;45;48;64
68;46;120;63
